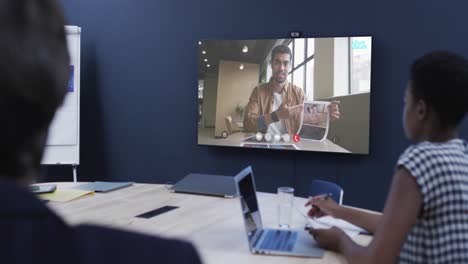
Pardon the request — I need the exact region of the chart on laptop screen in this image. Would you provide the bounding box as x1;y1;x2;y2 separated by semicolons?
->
197;36;372;154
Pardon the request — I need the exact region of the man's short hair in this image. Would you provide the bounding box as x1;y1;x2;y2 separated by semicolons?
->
271;45;292;62
410;50;468;128
0;0;69;179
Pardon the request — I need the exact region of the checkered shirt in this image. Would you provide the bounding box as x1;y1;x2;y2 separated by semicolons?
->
397;138;468;263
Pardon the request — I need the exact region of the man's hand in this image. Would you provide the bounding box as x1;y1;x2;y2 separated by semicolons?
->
275;103;303;120
328;101;340;121
308;226;346;252
305;194;341;218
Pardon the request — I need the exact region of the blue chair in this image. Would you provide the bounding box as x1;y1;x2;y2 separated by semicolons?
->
309;180;344;205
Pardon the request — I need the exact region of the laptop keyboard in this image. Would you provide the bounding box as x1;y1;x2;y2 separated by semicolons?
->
258;229;298;252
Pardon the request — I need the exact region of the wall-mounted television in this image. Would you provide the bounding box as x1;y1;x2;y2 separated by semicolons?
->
197;36;372;154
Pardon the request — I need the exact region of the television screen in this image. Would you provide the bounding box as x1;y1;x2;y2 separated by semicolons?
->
197;36;372;154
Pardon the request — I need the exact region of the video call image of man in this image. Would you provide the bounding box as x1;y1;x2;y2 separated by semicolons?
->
243;45;341;137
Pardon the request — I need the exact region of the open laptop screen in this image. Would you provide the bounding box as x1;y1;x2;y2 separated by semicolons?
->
237;167;263;247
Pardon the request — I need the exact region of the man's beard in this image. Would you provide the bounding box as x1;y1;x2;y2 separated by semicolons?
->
274;74;286;84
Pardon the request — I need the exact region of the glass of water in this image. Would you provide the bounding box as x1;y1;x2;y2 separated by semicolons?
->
277;187;294;228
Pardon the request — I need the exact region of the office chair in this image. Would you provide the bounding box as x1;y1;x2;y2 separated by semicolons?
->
309;180;343;205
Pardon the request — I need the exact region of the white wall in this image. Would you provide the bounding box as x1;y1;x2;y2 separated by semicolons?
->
333;37;349;96
214;60;260;137
314;38;335;100
200;73;218;128
313;37;369;153
327;92;370;154
314;37;350;100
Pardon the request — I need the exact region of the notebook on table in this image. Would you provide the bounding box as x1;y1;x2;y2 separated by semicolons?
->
76;181;133;193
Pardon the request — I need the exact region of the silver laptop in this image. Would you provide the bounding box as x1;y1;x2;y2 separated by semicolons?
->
234;166;324;258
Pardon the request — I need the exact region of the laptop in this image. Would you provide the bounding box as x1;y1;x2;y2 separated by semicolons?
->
169;173;238;198
233;166;324;258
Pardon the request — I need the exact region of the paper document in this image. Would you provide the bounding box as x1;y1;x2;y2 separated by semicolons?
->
311;216;366;233
295;206;364;237
76;181;133;192
39;188;94;202
297;101;330;141
307;218;360;238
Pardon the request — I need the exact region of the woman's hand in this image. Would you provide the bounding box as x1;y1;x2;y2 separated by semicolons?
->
305;195;341;218
308;226;346;252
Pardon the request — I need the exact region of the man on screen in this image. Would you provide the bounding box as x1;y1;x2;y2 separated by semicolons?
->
243;44;340;135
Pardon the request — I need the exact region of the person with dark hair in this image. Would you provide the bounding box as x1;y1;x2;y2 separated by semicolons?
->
0;1;202;263
243;44;340;136
305;50;468;263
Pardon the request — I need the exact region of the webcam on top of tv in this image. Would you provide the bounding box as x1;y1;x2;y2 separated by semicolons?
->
289;31;303;38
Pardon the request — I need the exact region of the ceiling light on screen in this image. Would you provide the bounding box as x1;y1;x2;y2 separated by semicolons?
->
242;45;248;53
239;64;244;70
207;64;210;68
198;41;202;45
202;51;206;54
204;59;208;62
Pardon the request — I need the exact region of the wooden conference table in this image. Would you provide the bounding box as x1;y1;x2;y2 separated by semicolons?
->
45;183;371;264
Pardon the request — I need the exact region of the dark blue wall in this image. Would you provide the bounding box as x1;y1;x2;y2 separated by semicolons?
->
47;0;468;211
